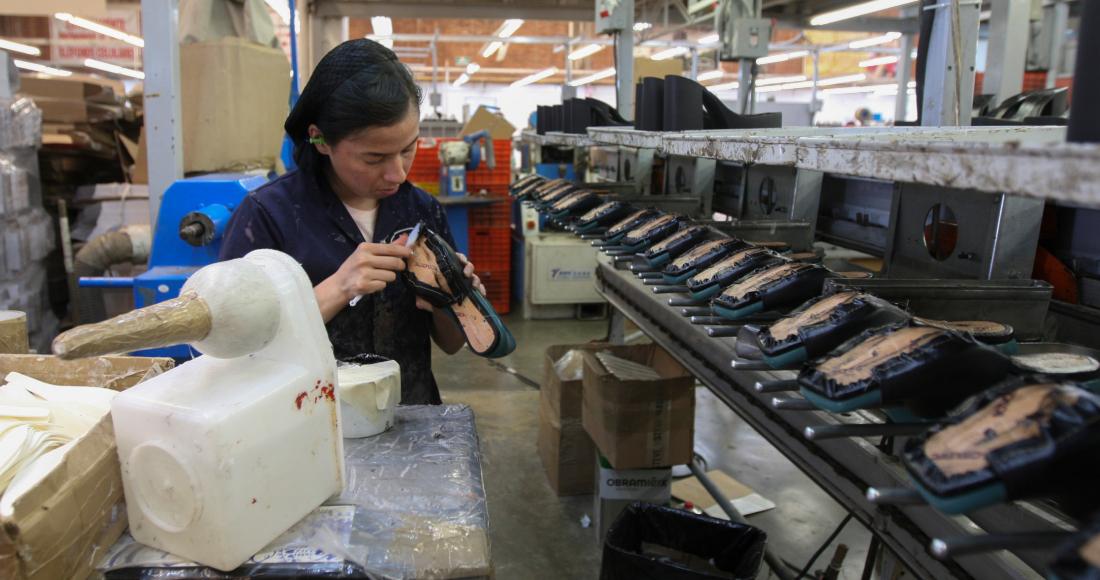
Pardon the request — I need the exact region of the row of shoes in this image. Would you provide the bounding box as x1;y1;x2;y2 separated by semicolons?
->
512;173;1100;572
534;75;784;136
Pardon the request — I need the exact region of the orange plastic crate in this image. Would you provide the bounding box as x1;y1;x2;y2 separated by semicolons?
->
476;269;511;315
468;227;512;265
468;199;512;228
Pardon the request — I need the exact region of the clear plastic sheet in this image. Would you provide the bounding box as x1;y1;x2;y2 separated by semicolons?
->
100;404;492;580
554;349;585;381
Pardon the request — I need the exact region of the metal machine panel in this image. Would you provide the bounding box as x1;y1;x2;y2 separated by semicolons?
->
526;233;603;304
618;146;654;195
815;174;895;257
742;164;822;229
665;155;716;216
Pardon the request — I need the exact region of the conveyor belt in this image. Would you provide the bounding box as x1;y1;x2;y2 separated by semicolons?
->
595;253;1073;580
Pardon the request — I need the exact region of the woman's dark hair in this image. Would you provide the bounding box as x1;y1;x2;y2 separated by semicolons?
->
284;39;422;174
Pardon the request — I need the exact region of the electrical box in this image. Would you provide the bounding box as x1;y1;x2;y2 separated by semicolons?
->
596;0;632;34
525;233;603;305
720;18;772;60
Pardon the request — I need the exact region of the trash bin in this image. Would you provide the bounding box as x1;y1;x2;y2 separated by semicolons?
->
600;502;768;580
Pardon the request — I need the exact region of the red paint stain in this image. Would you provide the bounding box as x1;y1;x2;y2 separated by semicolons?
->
321;384;335;402
295;392;309;409
252;498;257;504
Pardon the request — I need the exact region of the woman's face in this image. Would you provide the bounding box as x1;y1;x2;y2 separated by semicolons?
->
310;104;419;208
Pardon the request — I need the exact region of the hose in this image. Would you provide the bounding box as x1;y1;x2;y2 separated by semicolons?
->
72;224;152;324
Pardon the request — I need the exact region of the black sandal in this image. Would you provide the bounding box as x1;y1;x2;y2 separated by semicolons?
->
661;237;750;284
685;247;785;301
643;225;710;267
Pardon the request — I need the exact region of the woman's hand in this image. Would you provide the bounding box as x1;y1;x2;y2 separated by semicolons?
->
314;234;411;323
414;252;486;312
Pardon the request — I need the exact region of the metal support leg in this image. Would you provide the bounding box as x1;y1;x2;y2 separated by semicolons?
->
141;0;183;228
921;0;980;126
895;33;915;122
1046;0;1069;89
984;0;1031;102
608;307;627;344
615;0;635;118
737;58;753;114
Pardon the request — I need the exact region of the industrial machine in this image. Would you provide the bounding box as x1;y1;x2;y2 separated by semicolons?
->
78;174;268;358
439;129;496;197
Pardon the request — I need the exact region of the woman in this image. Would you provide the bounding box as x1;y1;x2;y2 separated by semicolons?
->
220;39;484;405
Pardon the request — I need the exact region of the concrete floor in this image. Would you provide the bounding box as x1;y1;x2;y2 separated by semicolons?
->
434;312;873;580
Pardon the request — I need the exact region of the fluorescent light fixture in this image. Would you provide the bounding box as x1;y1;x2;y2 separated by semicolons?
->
0;39;40;56
859;55;899;67
908;88;916;94
697;70;724;81
499;19;524;38
820;83;898;95
453;73;470;88
568;44;604;60
707;81;740;91
817;73;867;86
651;46;689;60
13;60;71;76
848;32;902;49
371;16;392;36
781;80;816;89
483;41;504;58
511;67;558;88
810;0;918;25
907;80;916;87
55;13;144;47
83;58;144;79
756;50;810;64
634;22;653;31
756;75;806;86
699;34;719;44
755;86;785;93
570;68;615;86
466;63;481;75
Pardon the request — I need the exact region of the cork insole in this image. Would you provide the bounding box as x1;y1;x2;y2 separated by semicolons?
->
608;210;651;236
924;384;1078;477
649;226;705;254
580;202;617;221
1012;353;1100;374
817;326;942;386
720;262;811;302
408;238;496;355
913;318;1010;338
768;292;861;341
669;239;727;269
624;214;675;241
691;248;770;285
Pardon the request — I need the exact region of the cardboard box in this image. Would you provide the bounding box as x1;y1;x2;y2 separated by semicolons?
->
16;74;126;124
594;448;671;542
541;343;608;421
0;354;173;580
459;105;517;140
180;37;290;173
537;396;596;495
581;344;696;470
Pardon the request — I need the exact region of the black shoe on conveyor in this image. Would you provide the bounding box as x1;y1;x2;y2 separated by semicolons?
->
534;184;583;206
797;321;1012;419
1009;344;1100;390
738;292;912;369
912;317;1019;354
663;75;783;131
563;98;632;134
643;225;710;267
619;214;682;251
902;377;1100;517
711;261;832;320
545;191;602;218
1051;517;1100;580
685;247;787;301
660;237;750;285
603;209;663;244
572;201;635;233
514;178;566;201
511;174;545;194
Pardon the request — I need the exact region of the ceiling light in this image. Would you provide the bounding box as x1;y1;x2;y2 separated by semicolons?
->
499;19;524;38
483;41;504;58
781;80;816;89
568;44;604;60
907;88;916;94
810;0;918;26
570;68;616;86
83;58;144;79
13;60;71;76
634;22;653;31
466;63;481;75
757;75;807;86
817;73;867;86
511;67;558;88
0;39;40;56
756;50;810;64
55;13;144;47
699;34;719;44
370;16;392;37
859;55;899;67
651;46;689;60
453;73;470;88
707;81;740;91
907;80;916;87
697;70;724;81
755;86;785;93
820;83;898;94
848;32;902;49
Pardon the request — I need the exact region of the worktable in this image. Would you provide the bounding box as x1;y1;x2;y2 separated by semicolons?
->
98;405;492;580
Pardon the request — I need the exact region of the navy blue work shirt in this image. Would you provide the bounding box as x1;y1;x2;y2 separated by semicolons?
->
219;168;457;405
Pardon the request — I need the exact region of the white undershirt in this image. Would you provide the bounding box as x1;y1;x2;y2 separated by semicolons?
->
343;203;379;243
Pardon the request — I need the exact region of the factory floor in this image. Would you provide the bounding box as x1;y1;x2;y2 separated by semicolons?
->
433;312;875;580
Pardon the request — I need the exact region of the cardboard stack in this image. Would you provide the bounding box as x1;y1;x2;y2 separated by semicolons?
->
537;344;603;495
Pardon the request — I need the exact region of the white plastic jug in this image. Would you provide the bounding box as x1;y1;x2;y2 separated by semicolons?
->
338;360;401;438
98;250;344;571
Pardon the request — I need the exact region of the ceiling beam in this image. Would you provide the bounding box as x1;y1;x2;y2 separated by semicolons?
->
313;0;595;21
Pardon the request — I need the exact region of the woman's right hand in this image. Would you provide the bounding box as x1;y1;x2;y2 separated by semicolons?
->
314;234;411;323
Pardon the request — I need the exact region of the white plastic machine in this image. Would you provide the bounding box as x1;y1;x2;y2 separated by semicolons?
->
52;250;344;571
522;233;605;319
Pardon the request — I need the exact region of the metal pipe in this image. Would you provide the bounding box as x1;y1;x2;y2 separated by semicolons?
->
755;379;799;393
804;422;932;441
707;326;743;337
772;397;818;410
931;532;1073;560
865;487;927;505
668;298;704;306
653;285;689;293
681;307;715;316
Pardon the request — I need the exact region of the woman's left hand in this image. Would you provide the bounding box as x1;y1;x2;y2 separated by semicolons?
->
414;252;487;312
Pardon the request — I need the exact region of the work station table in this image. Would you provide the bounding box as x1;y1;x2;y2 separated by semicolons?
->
98;405;493;580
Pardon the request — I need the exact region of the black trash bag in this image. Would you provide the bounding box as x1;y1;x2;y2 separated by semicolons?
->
1050;516;1100;580
600;502;767;580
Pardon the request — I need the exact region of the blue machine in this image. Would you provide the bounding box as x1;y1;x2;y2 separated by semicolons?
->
79;174;268;358
438;130;498;256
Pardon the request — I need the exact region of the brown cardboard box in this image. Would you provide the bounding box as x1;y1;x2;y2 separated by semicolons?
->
633;57;683;85
459;105;517;140
17;74;126;124
180;37;290;173
0;354;173;580
537;343;607;495
581;344;696;469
